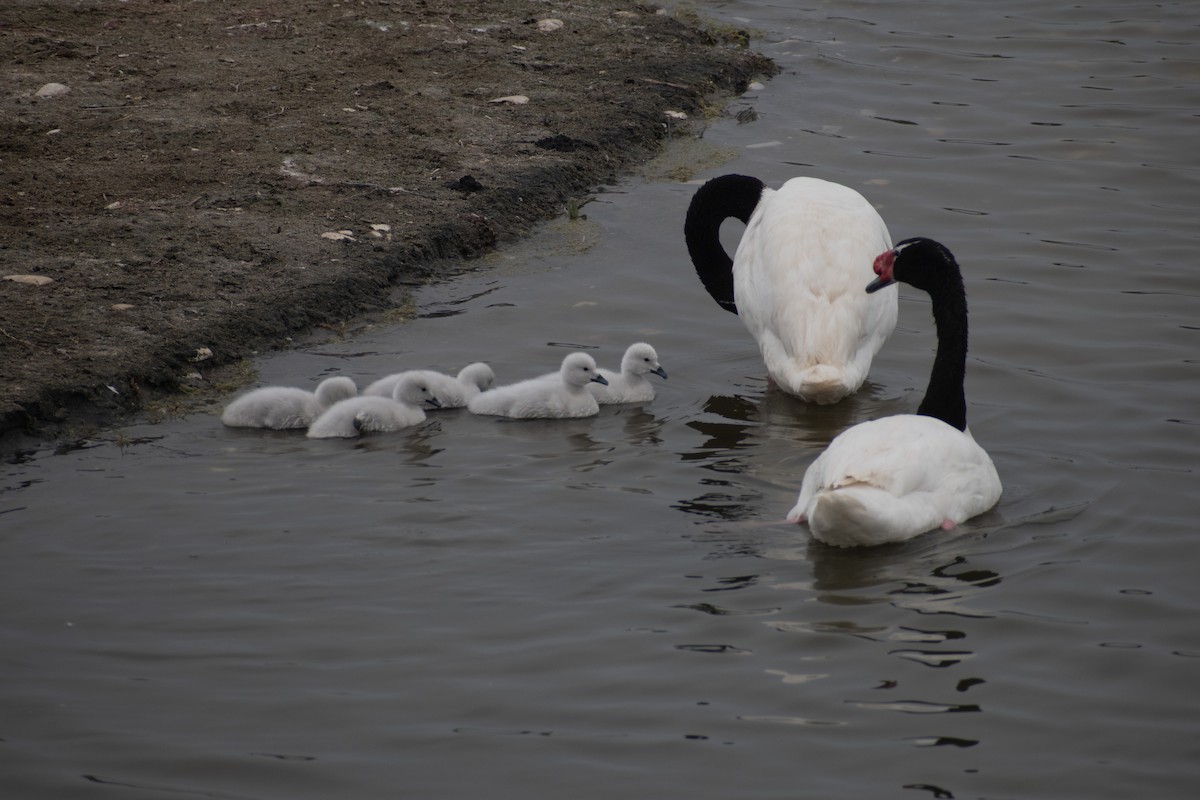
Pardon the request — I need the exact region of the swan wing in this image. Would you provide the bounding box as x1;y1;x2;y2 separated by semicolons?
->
466;378;551;417
468;377;600;418
792;415;1001;546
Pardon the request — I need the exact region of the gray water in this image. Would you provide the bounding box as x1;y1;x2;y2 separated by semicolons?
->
3;1;1198;798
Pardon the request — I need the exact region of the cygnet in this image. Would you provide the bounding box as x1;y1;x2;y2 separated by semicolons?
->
467;352;608;419
221;376;357;429
589;342;667;404
307;374;440;438
364;362;494;408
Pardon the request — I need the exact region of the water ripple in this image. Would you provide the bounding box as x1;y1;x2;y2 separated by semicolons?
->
850;700;982;714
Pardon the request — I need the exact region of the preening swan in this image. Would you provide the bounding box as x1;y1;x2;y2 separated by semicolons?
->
590;342;667;404
684;174;898;403
787;237;1002;547
364;362;495;408
467;351;608;419
307;374;440;439
221;376;357;429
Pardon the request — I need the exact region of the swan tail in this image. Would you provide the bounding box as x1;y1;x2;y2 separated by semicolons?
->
806;485;937;547
807;489;877;547
783;364;855;405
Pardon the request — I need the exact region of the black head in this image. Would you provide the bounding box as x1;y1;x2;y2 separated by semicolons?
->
866;237;960;295
868;237;970;431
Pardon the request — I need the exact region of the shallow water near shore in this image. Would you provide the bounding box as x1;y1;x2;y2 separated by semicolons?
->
3;1;1198;798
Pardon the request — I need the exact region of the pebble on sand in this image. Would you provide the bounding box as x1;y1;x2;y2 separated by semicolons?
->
35;82;70;98
4;274;54;286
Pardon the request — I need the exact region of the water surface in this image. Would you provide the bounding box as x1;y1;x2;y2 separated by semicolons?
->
3;1;1198;798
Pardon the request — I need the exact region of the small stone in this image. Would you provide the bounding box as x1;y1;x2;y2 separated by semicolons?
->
320;230;356;241
489;95;529;105
445;175;484;193
35;82;70;99
190;346;214;363
664;110;688;120
111;303;135;312
537;19;564;32
4;274;54;286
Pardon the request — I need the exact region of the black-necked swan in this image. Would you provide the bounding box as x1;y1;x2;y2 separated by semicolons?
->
364;362;495;408
787;237;1002;547
467;351;609;419
684;174;898;404
590;342;668;404
307;374;441;439
221;376;357;429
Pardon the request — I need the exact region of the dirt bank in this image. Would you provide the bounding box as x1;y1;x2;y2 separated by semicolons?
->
0;0;773;456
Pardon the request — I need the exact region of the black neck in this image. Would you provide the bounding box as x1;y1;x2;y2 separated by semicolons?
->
916;266;969;431
683;174;764;315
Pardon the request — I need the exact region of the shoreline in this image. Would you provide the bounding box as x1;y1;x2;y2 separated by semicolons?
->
0;1;774;458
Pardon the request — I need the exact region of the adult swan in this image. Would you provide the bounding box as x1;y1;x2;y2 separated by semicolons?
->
787;238;1002;547
684;174;898;403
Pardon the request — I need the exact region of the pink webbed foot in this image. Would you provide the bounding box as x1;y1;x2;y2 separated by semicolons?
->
940;518;957;531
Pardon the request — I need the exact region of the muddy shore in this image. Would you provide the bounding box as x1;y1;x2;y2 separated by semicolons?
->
0;0;773;456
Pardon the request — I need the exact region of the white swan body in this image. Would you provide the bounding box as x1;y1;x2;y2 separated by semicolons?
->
364;362;494;408
307;375;439;438
786;237;1001;547
787;416;1001;547
589;342;667;404
685;174;897;403
221;376;357;429
467;352;608;419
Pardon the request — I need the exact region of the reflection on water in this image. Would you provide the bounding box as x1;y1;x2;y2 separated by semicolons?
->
676;382;911;520
672;481;764;521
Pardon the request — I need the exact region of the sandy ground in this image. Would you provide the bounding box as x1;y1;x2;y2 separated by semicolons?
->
0;0;773;456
